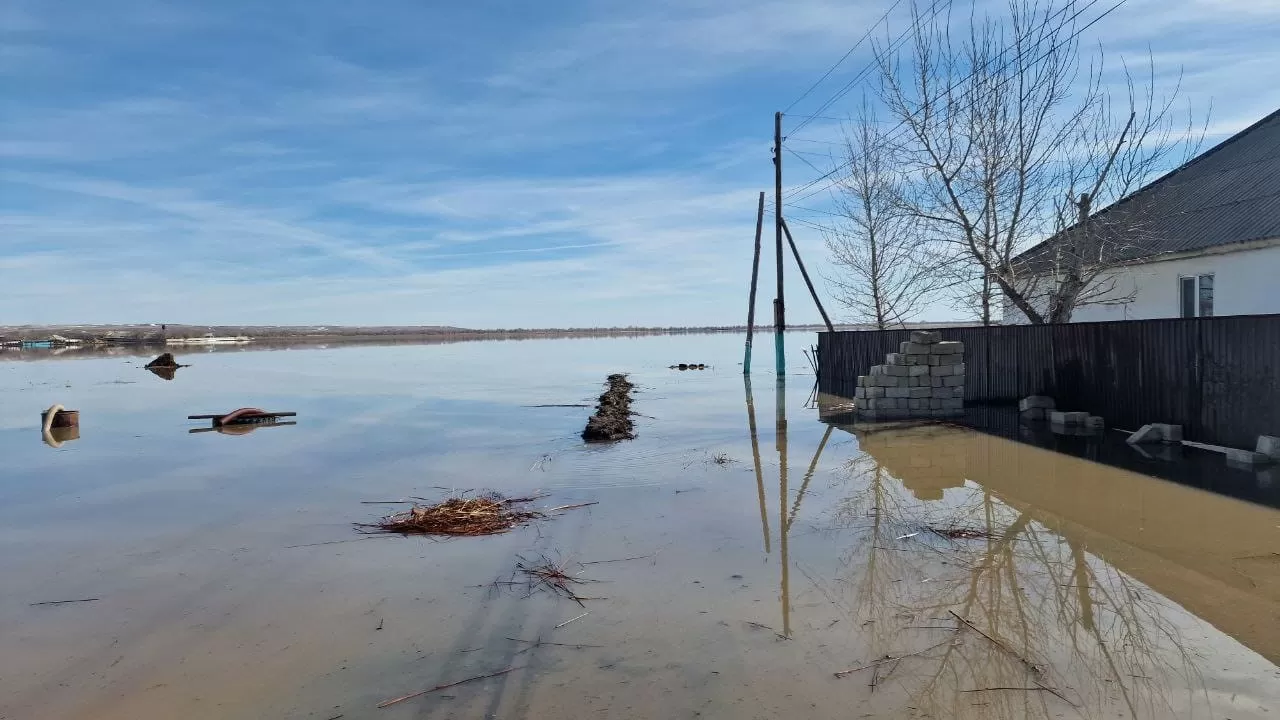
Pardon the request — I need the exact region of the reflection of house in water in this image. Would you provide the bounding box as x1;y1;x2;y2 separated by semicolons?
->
825;414;1280;664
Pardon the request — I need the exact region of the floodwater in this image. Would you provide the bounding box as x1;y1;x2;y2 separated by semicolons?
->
1;334;1278;720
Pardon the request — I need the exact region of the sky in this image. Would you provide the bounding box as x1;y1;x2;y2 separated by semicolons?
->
2;0;1278;329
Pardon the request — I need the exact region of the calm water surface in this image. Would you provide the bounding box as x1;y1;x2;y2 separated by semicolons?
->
2;334;1278;719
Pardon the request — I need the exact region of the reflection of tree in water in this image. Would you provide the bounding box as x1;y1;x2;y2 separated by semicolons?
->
818;426;1209;719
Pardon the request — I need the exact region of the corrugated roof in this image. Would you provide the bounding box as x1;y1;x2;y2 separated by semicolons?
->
1016;107;1280;268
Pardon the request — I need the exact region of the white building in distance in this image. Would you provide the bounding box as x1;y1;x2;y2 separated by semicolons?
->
1005;108;1280;323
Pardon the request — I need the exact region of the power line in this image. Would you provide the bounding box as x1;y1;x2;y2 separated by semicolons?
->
785;203;846;218
786;137;848;146
782;0;906;114
788;0;953;138
785;146;828;176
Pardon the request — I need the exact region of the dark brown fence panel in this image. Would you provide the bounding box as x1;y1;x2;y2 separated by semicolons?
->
817;314;1280;448
1199;316;1280;448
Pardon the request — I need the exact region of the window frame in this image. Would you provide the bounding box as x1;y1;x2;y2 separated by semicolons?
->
1178;273;1215;318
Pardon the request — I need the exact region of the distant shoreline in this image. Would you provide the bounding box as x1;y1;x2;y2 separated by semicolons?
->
0;322;984;362
0;320;980;346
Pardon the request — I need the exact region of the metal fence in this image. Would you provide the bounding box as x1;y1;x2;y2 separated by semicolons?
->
817;314;1280;448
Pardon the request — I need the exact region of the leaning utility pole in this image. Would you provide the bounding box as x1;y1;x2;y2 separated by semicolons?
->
743;192;766;374
773;111;786;376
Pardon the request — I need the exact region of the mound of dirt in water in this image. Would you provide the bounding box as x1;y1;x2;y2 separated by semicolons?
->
144;352;180;369
582;373;636;442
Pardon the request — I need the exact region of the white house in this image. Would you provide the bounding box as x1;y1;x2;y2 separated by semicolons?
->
1005;108;1280;323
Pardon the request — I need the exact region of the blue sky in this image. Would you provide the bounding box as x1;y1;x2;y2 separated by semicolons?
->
3;0;1278;328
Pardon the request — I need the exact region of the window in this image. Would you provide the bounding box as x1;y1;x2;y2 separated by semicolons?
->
1198;274;1214;317
1179;274;1214;318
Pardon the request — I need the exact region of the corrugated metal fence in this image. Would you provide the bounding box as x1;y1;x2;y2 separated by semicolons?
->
817;314;1280;448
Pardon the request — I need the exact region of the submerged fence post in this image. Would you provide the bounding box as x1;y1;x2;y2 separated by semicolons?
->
744;191;765;374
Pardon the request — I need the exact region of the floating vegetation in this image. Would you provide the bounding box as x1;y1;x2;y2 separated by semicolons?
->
510;554;602;606
362;492;546;537
582;374;636;442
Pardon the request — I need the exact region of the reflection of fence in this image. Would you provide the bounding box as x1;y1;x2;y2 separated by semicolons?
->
817;314;1280;448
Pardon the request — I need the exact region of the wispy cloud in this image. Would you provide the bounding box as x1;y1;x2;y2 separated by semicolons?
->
2;0;1277;326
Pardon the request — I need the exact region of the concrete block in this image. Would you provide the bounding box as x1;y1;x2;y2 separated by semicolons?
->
855;397;869;410
930;364;954;377
901;341;932;355
854;387;866;399
904;354;925;365
1154;424;1183;443
940;354;963;366
885;387;910;398
883;408;910;419
929;398;945;409
885;365;910;377
1019;395;1055;412
931;341;964;355
942;375;965;387
910;330;941;344
1049;411;1089;425
908;364;930;377
1051;421;1095;436
1258;435;1280;460
951;386;966;398
908;398;930;410
909;387;932;398
927;354;943;366
931;408;964;418
906;376;919;387
1021;407;1046;421
885;353;908;365
1225;448;1271;466
1086;416;1105;429
952;363;966;375
867;386;885;398
870;365;885;376
940;398;963;410
856;375;867;388
931;376;944;387
888;375;909;387
1126;424;1162;444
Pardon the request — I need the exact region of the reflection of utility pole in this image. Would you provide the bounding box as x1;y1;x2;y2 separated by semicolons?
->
744;375;770;554
776;378;790;638
788;425;833;527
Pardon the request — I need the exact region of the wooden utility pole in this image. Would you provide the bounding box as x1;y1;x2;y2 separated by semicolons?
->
773;111;786;376
744;192;766;374
780;219;834;332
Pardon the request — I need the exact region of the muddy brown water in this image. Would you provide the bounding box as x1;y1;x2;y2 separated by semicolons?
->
1;334;1278;719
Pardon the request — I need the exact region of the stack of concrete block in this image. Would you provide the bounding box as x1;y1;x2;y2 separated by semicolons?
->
853;330;965;420
1020;396;1104;432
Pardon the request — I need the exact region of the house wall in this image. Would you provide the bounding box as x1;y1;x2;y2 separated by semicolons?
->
1003;242;1280;323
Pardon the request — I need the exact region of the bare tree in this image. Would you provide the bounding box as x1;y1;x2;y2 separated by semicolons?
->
824;103;940;329
872;0;1203;324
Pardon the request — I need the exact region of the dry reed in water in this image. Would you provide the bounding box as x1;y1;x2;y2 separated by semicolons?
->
512;554;600;606
360;492;545;537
